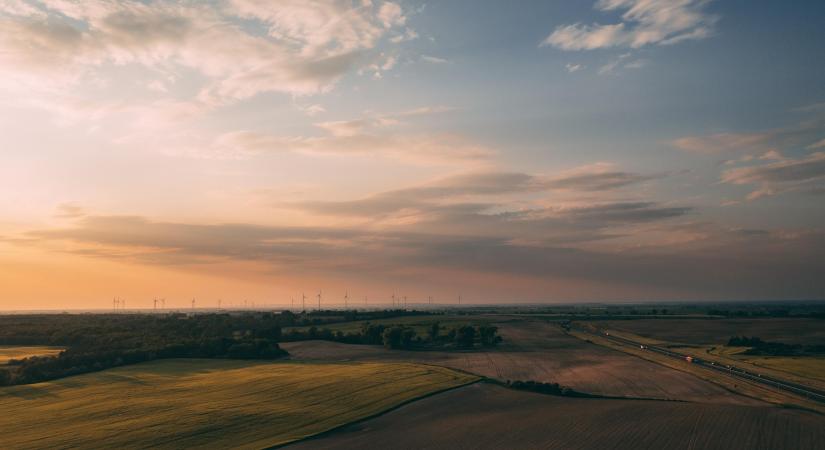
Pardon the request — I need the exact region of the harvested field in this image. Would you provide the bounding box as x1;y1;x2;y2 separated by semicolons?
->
287;383;825;450
282;319;759;405
0;345;63;364
597;318;825;345
0;359;476;449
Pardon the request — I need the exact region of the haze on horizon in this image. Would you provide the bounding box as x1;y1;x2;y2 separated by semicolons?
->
1;0;823;310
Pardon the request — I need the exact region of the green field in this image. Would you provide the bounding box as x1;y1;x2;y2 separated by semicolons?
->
0;346;63;364
0;359;477;449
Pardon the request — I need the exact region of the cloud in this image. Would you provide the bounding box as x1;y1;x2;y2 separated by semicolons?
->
421;55;448;64
671;132;774;154
544;163;658;191
207;129;494;165
542;0;717;51
0;0;410;103
565;63;582;73
297;103;326;116
808;138;825;150
721;152;825;200
284;166;666;229
672;112;825;155
18;213;825;300
54;203;86;219
187;106;475;163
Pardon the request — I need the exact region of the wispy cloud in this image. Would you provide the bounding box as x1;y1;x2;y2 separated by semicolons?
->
721;152;825;200
672;111;825;155
565;63;583;73
421;55;449;64
541;0;718;51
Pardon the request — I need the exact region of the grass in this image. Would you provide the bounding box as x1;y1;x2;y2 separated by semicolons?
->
0;345;63;364
0;359;478;449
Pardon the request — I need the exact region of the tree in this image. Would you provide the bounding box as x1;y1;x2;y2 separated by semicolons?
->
401;328;416;348
383;326;415;349
428;322;440;341
479;326;501;346
454;325;476;348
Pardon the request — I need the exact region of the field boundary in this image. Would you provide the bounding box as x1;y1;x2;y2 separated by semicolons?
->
268;366;481;449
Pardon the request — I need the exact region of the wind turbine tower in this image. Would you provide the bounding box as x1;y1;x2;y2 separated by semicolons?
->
344;291;349;309
317;290;322;311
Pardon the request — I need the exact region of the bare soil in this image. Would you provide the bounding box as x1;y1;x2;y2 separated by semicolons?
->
286;383;825;450
282;319;761;404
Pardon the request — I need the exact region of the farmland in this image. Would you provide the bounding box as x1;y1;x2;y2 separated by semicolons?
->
1;309;823;448
289;383;825;450
283;318;759;404
0;359;476;449
595;318;825;346
0;346;63;364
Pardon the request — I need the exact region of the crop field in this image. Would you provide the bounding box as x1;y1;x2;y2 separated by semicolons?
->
283;319;757;404
289;383;825;450
0;359;476;449
0;345;63;364
595;318;825;345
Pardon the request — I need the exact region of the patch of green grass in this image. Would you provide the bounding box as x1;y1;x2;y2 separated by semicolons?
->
0;346;63;364
0;359;477;449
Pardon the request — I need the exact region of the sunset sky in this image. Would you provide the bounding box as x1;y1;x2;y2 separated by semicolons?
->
1;0;824;310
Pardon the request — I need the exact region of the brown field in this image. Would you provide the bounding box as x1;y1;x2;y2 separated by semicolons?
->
282;319;759;404
596;318;825;345
0;346;63;364
287;383;825;450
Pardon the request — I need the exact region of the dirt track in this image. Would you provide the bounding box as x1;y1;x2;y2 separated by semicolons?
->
286;383;825;450
281;319;761;404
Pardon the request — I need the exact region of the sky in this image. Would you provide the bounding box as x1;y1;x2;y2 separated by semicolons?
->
1;0;824;310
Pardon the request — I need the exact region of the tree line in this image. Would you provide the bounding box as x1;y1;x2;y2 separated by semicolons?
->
727;336;825;356
282;321;502;350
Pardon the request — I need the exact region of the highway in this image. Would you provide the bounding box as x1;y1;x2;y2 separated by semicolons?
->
573;325;825;404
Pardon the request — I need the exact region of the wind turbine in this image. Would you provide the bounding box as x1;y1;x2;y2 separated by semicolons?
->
403;295;407;309
344;291;349;309
192;297;196;310
317;290;322;311
391;293;396;308
302;292;307;312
